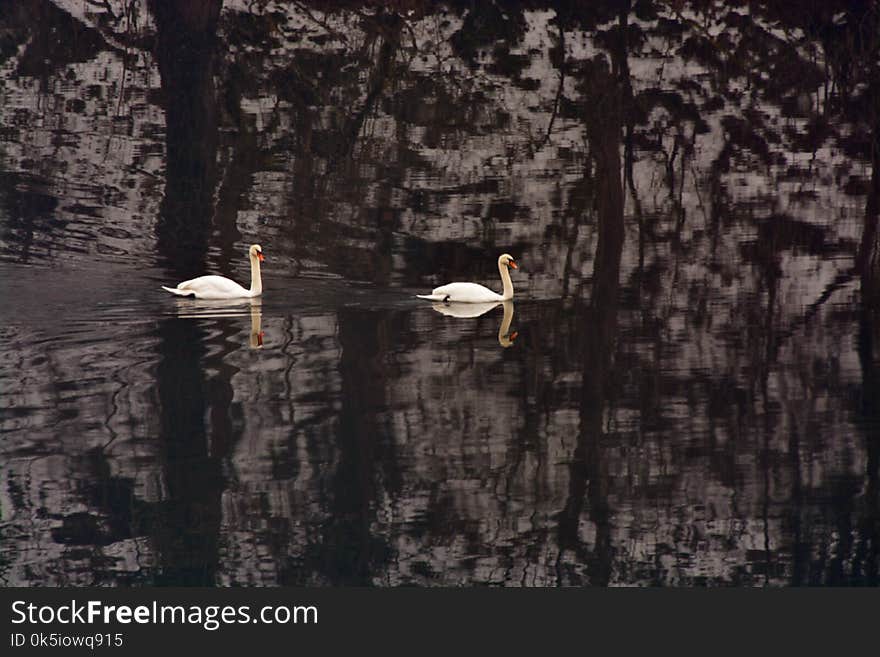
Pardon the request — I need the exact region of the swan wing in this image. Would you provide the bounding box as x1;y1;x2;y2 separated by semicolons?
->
427;282;503;303
167;275;250;300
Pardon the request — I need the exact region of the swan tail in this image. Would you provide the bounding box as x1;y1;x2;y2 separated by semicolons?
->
417;294;448;301
162;285;194;297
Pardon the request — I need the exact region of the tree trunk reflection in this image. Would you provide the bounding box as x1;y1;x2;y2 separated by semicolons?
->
557;52;625;585
150;0;223;277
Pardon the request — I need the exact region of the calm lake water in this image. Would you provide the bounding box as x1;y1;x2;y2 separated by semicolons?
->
1;1;878;586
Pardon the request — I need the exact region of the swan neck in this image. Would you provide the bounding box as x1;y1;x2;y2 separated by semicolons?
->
499;261;514;300
250;255;262;296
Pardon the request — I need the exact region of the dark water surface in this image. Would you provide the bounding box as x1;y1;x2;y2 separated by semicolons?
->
1;1;879;586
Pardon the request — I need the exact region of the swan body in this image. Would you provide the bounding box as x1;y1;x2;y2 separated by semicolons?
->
162;244;264;299
417;253;517;303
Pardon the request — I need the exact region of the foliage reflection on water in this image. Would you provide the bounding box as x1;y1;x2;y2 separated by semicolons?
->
0;0;878;585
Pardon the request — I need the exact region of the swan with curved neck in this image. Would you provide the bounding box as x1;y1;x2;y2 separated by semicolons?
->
162;244;264;299
417;253;518;303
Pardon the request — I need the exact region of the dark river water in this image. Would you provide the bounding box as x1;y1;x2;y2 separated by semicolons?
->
1;1;879;586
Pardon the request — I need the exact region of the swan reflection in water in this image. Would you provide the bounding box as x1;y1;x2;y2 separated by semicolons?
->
430;300;517;348
166;296;265;348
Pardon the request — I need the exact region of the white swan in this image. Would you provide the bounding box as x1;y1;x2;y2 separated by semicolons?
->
417;253;517;302
162;244;264;299
431;300;517;347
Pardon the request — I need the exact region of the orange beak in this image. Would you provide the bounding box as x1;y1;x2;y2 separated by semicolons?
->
509;331;518;340
509;260;517;269
257;253;265;262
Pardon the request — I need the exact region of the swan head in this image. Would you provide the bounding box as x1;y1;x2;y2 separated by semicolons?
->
499;253;517;270
249;244;265;262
